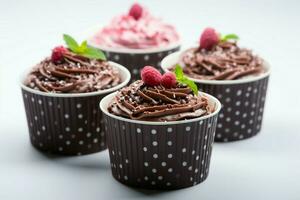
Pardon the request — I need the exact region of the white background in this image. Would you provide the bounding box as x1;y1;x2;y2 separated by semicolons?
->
0;0;300;199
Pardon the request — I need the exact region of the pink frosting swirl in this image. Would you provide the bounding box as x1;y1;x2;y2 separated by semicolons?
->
91;8;180;49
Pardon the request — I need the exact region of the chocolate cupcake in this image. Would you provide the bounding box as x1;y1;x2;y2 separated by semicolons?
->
88;3;180;82
100;66;221;189
21;34;130;155
162;28;270;142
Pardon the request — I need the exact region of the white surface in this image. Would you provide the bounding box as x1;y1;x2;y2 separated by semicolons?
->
0;0;300;199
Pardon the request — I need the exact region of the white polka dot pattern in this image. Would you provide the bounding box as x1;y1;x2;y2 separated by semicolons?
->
21;89;107;155
102;46;180;83
198;76;269;142
104;112;219;189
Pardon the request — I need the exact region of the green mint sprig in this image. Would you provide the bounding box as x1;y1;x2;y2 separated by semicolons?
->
220;34;239;42
174;64;198;95
63;34;106;60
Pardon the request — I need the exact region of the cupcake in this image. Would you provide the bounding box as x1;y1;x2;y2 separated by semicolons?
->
21;34;130;155
100;66;221;189
162;28;270;142
88;3;180;82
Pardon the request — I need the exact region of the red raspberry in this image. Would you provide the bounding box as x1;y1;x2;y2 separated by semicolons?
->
199;27;220;50
141;66;162;86
161;72;177;88
129;3;143;20
51;46;68;64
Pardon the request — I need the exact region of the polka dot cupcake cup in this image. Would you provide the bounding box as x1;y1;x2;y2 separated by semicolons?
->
88;38;180;82
100;92;221;189
161;51;270;142
20;62;130;155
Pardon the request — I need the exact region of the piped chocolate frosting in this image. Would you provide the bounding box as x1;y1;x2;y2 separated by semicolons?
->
176;42;264;80
25;52;121;93
108;80;213;121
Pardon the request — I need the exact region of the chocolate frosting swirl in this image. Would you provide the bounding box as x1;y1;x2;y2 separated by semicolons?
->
25;52;121;93
176;42;264;80
108;80;213;122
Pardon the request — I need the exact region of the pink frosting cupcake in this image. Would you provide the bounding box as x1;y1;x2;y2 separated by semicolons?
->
88;3;181;82
91;4;179;49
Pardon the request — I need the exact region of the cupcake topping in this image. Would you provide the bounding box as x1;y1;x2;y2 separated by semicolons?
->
25;35;121;93
174;28;264;80
51;46;68;64
63;34;106;60
108;66;211;121
161;72;177;88
108;80;212;121
141;65;197;94
128;3;143;20
91;4;179;49
199;27;220;50
140;66;162;86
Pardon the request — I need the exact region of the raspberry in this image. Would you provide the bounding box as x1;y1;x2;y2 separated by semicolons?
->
51;46;68;64
199;27;220;50
129;3;143;20
161;72;177;88
141;66;162;86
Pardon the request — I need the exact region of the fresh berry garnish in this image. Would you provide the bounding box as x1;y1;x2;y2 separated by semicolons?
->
51;46;68;64
199;27;220;50
141;66;162;86
161;72;177;88
129;3;143;20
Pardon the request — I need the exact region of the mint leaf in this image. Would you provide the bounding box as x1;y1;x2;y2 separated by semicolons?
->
221;34;239;42
62;34;106;60
173;65;198;95
77;40;88;53
174;64;184;79
183;78;198;95
82;46;106;60
81;40;87;49
63;34;79;52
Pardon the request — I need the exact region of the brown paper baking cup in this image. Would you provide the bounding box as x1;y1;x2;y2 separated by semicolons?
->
161;52;270;142
20;61;131;155
100;92;221;189
88;41;180;82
